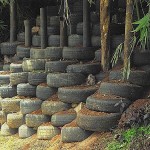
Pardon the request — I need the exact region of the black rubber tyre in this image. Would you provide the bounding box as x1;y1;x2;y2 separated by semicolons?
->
133;51;150;66
36;84;57;101
1;98;20;113
94;50;101;62
10;63;23;73
51;109;77;127
76;107;121;132
109;70;150;86
73;1;83;14
20;98;42;114
32;35;41;47
48;35;60;47
99;82;143;100
0;42;20;55
47;73;86;88
1;123;18;136
36;16;51;26
92;24;100;36
0;73;10;85
0;111;7;124
76;22;83;35
50;16;60;27
61;120;92;143
26;114;50;128
22;59;45;72
45;60;77;73
111;35;124;49
90;12;99;24
10;72;28;85
95;0;100;11
91;36;101;47
37;124;61;140
95;72;107;82
44;47;63;60
42;98;71;115
17;83;36;97
68;34;83;47
63;47;96;60
28;72;47;86
58;85;98;104
86;93;131;113
30;48;45;59
38;26;60;36
19;124;36;138
7;113;25;128
17;32;25;42
0;85;17;98
16;45;30;58
66;62;101;75
67;24;77;35
47;6;59;16
3;64;10;71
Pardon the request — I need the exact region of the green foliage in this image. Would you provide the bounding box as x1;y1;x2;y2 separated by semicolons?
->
106;125;150;150
0;20;6;30
0;0;10;5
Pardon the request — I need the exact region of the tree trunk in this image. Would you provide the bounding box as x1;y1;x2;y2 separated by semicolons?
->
24;20;32;47
10;0;17;43
100;0;110;71
123;0;133;80
83;0;91;47
40;7;48;49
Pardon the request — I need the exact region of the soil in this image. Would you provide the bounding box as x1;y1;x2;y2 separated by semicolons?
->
31;109;43;115
0;71;11;75
79;106;110;116
39;83;48;86
62;85;98;89
64;120;78;127
41;122;52;126
46;94;59;102
55;109;76;115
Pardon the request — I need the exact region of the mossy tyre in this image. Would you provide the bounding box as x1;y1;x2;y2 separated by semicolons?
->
63;47;95;60
68;34;83;47
99;82;143;100
58;85;98;104
17;83;36;97
20;98;42;114
16;45;30;58
61;120;92;143
48;35;60;47
37;124;61;140
17;32;25;42
28;72;47;85
36;84;57;101
94;50;101;62
86;93;131;113
0;73;10;85
30;48;45;59
19;124;36;138
32;35;41;47
1;98;21;113
7;113;25;128
47;73;86;88
76;107;121;132
1;123;18;136
51;109;77;127
10;72;28;85
26;114;50;128
10;63;23;73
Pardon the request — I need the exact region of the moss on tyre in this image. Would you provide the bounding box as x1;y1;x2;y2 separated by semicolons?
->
10;72;28;85
58;85;98;104
20;98;42;114
37;123;61;140
30;48;45;59
76;107;121;132
99;82;143;100
86;93;131;113
28;72;47;86
17;83;36;97
63;47;95;60
10;63;23;73
7;113;25;128
47;73;86;88
19;124;36;138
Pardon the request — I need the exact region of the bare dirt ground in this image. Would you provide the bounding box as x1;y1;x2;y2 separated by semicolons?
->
0;131;112;150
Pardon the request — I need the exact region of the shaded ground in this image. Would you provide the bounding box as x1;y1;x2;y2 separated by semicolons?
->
0;132;112;150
